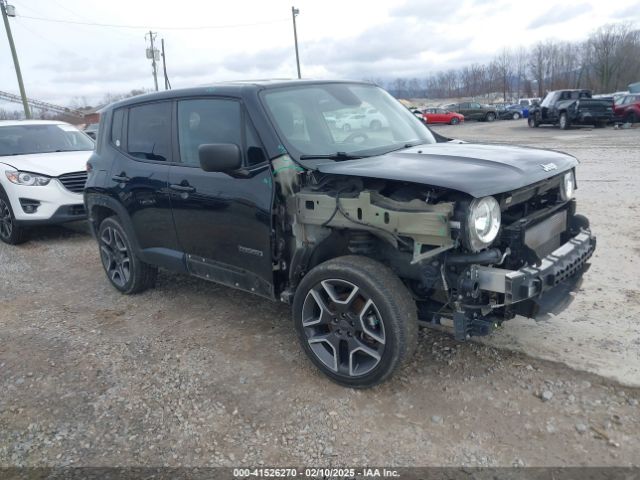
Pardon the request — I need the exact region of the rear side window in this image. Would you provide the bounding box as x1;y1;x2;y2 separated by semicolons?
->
127;102;172;162
177;98;241;166
111;109;124;148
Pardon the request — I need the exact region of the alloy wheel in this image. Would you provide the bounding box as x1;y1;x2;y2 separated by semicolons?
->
301;279;385;377
0;198;13;240
100;226;131;288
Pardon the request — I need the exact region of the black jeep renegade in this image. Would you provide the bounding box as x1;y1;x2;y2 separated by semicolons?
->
84;80;596;388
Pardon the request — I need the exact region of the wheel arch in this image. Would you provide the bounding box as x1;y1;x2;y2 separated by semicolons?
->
85;193;142;255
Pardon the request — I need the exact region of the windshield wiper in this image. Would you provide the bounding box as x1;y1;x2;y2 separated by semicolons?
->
382;142;422;155
299;152;364;161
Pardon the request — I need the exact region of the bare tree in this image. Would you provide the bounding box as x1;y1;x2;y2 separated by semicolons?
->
495;48;513;101
585;23;637;92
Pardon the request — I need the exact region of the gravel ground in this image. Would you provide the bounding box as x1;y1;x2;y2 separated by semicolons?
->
1;120;639;467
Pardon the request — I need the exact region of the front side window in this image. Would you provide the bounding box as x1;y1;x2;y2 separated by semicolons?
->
261;83;435;161
177;98;242;166
0;124;94;157
127;102;172;162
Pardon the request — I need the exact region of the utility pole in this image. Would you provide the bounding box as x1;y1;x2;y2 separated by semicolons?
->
1;1;31;118
161;38;170;90
145;30;159;91
291;6;301;79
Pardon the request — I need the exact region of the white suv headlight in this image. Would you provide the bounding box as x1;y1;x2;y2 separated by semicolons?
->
5;171;51;186
467;196;501;252
559;170;575;201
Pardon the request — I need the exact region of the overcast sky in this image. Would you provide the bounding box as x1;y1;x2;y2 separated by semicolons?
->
1;0;639;108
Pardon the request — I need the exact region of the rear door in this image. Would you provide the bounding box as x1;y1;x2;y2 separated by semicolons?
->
168;97;275;297
111;101;179;253
469;102;483;120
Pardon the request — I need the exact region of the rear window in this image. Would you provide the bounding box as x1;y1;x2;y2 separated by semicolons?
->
126;102;172;162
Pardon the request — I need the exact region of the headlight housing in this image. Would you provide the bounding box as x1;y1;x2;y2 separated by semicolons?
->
5;171;51;186
466;196;501;252
559;170;575;201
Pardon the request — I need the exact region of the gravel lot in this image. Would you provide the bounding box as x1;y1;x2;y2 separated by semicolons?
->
1;120;639;467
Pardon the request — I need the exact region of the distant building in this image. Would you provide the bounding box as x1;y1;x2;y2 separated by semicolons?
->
78;106;104;124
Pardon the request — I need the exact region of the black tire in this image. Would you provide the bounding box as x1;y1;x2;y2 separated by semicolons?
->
369;119;382;131
97;216;157;294
0;188;27;245
450;117;460;125
293;255;418;388
626;112;638;124
559;112;570;130
512;112;521;120
595;121;607;128
485;112;496;122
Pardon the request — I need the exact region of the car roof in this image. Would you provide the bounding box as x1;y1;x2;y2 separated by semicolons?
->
105;79;373;111
0;120;69;127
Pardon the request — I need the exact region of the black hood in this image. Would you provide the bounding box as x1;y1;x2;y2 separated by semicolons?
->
315;143;578;197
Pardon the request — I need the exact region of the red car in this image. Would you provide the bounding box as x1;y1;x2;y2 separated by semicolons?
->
614;94;640;123
422;108;465;125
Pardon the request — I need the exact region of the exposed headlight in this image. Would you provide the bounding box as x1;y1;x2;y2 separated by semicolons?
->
559;170;575;201
5;171;51;186
466;196;501;252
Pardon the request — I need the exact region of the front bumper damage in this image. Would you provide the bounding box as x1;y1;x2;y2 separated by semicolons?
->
476;230;596;303
453;229;596;340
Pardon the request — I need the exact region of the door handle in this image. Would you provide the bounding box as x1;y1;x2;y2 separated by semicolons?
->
112;173;130;183
170;184;196;193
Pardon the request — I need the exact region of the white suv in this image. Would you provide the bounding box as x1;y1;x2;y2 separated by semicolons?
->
0;120;94;244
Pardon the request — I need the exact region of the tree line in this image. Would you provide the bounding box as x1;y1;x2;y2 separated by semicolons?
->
373;22;640;101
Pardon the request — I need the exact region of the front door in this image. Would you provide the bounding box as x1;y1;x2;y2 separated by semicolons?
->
169;97;274;297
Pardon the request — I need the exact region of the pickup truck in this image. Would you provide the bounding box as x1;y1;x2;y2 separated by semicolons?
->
528;89;613;129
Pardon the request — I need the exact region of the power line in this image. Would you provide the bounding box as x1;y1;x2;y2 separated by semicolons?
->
16;13;289;31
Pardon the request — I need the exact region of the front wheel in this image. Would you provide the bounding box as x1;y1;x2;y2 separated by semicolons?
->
528;115;540;128
512;112;521;120
559;112;570;130
293;256;418;388
450;117;460;125
98;216;157;294
485;112;496;122
0;190;26;245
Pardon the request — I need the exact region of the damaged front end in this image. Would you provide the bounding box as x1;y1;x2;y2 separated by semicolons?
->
272;154;596;341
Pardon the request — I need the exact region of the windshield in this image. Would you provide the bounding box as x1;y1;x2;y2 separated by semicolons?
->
261;83;435;161
0;123;95;156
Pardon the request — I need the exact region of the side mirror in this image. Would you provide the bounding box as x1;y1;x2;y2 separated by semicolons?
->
199;143;241;173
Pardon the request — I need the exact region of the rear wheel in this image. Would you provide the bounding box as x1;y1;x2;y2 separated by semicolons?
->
485;112;496;122
559;112;570;130
626;112;638;124
528;114;540;128
98;216;157;294
512;112;521;120
0;189;26;245
293;256;417;388
450;117;460;125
